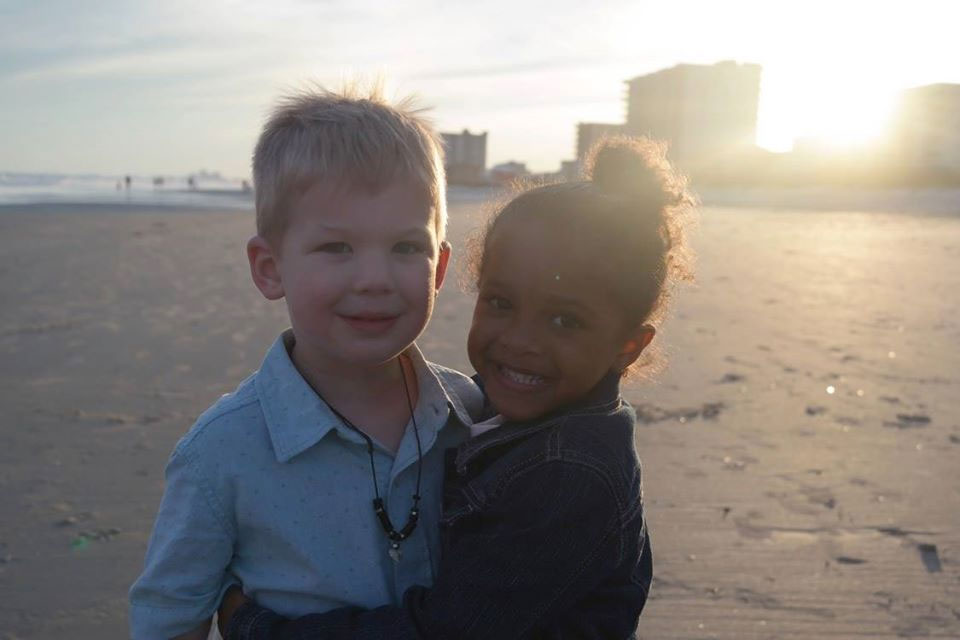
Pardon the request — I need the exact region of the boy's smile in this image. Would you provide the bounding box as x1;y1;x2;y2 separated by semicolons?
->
467;215;652;422
339;313;399;334
250;177;449;376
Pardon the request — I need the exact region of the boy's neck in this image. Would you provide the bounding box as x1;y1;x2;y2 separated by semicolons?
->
290;342;418;453
293;344;402;398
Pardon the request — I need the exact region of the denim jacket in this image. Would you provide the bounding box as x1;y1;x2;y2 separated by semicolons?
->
227;372;653;639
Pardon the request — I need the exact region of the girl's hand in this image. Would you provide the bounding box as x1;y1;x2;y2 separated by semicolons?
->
217;585;251;637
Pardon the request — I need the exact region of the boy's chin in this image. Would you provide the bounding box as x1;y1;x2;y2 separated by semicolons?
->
344;348;415;368
295;340;413;371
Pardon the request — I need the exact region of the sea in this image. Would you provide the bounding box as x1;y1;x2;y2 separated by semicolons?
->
0;172;254;210
3;171;957;217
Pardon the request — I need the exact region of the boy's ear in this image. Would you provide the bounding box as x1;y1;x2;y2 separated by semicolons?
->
434;241;452;291
614;324;656;372
247;235;285;300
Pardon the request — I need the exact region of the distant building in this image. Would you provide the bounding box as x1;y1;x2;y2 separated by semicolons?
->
891;84;960;171
442;129;487;184
624;61;761;164
490;161;528;184
576;123;625;163
559;160;580;180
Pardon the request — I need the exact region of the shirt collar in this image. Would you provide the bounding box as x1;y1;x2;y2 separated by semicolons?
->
455;370;623;470
255;330;470;463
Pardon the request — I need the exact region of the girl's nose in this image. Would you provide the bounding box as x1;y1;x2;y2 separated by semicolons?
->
497;319;541;355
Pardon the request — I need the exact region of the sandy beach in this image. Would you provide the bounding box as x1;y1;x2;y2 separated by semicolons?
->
0;190;958;638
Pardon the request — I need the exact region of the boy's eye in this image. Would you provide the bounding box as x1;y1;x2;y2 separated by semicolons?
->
551;314;583;329
316;242;351;254
393;241;426;255
487;296;511;310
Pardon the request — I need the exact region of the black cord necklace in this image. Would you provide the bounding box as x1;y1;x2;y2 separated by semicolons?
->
321;358;423;563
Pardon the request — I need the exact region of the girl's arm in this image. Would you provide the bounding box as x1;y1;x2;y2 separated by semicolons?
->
224;461;649;640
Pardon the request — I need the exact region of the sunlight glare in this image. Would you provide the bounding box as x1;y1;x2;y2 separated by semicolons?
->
796;83;897;150
758;63;900;152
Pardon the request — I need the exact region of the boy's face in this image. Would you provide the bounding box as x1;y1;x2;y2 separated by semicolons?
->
467;215;652;422
252;178;448;372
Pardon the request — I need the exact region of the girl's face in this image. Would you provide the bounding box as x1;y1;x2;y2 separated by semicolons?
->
467;215;652;422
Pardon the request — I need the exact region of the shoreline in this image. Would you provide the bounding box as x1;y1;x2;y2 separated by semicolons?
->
0;201;253;216
3;183;958;217
695;185;960;216
0;202;254;216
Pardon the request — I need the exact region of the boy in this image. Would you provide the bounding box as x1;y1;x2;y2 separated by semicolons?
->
129;85;483;639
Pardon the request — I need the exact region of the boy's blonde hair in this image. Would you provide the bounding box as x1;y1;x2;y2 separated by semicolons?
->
252;82;447;244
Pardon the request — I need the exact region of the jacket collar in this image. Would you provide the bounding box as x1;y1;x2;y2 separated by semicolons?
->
455;370;624;471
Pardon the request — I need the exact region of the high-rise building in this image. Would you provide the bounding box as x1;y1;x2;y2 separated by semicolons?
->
441;129;487;184
624;61;761;163
891;84;960;171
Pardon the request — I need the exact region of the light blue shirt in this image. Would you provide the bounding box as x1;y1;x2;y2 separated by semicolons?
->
129;331;482;639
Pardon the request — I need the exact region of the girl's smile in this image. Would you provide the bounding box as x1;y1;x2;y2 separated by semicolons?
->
494;363;548;389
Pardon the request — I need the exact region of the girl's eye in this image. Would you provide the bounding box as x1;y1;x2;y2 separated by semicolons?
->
316;242;351;254
393;241;426;255
487;296;511;310
551;314;583;330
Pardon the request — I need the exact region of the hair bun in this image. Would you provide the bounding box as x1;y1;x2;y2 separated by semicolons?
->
587;136;692;213
588;138;647;188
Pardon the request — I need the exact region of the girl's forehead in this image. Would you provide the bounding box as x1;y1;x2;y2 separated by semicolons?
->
484;217;620;288
488;214;608;262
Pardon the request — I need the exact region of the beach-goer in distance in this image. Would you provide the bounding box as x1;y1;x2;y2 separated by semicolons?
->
218;135;695;639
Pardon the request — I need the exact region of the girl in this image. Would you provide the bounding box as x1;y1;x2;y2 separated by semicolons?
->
221;137;695;639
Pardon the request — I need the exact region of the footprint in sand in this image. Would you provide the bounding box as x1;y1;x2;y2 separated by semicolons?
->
835;416;861;427
835;556;867;565
800;486;837;510
716;372;746;384
883;414;931;429
763;490;823;516
917;543;941;573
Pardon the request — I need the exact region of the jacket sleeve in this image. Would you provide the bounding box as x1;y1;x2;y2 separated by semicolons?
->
226;461;642;640
129;441;238;639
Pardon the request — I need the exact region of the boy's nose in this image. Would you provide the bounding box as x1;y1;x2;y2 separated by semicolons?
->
352;251;394;294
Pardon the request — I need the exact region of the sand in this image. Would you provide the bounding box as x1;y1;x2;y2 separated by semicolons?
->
0;191;958;638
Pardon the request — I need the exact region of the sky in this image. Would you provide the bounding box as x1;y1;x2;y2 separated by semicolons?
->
1;0;958;177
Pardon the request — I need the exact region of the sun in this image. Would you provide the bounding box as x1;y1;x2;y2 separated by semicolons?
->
757;65;900;153
793;81;898;151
